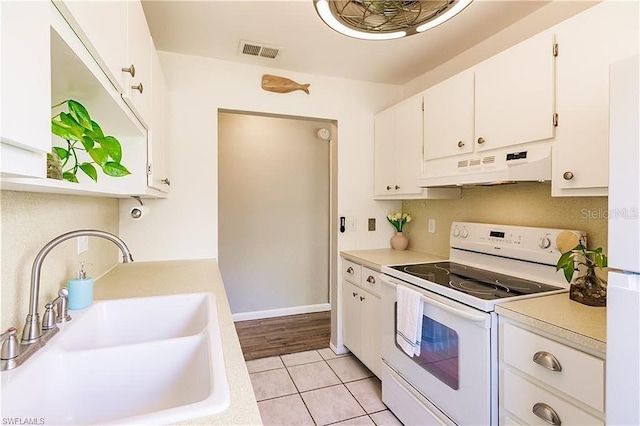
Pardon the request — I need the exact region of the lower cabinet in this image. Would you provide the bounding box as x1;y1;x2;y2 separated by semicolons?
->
499;319;605;425
341;258;382;378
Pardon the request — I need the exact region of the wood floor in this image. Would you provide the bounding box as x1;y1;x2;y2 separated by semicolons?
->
235;311;331;360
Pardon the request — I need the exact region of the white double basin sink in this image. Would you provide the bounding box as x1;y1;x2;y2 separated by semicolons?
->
1;292;230;424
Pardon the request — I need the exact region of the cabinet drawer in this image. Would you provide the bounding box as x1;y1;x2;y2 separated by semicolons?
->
361;266;381;296
503;369;603;426
502;322;604;411
342;259;361;284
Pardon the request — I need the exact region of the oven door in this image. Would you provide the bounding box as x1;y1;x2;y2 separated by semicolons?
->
381;274;494;425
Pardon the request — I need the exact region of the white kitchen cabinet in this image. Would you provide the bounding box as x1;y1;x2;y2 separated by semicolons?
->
474;31;556;152
374;96;460;200
423;32;555;163
0;0;51;178
341;259;382;377
423;69;474;160
499;319;605;425
552;1;639;197
122;1;152;127
53;0;152;126
52;0;128;92
147;41;170;193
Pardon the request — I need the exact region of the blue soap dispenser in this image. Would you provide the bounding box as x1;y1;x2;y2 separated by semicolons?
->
68;262;94;310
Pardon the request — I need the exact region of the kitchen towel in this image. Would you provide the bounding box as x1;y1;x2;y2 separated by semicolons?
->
396;284;424;357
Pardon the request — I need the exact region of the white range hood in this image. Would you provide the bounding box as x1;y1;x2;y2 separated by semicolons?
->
418;145;552;187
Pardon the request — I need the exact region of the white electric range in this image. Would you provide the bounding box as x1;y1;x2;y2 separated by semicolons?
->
379;222;584;425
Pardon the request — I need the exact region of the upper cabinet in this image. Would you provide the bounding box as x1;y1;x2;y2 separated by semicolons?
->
423;70;474;160
2;2;168;198
424;32;556;161
374;96;460;200
0;1;51;178
147;41;171;193
52;0;152;126
474;31;556;152
552;1;639;197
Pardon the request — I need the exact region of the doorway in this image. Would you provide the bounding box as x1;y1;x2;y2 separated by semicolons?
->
218;111;335;318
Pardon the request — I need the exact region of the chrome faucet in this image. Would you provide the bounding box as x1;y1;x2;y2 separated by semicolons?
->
1;230;133;371
21;229;134;343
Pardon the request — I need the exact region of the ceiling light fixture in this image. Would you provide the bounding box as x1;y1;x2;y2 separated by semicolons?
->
313;0;473;40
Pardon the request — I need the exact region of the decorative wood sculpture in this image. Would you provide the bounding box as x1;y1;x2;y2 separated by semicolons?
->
261;74;310;95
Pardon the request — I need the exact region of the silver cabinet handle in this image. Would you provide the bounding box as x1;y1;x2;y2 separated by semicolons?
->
533;351;562;372
366;275;376;284
161;178;171;186
477;137;485;145
131;82;144;94
563;171;574;181
386;185;392;191
346;267;354;274
360;296;365;301
532;402;561;425
394;185;400;190
352;291;358;297
457;140;465;148
121;64;136;77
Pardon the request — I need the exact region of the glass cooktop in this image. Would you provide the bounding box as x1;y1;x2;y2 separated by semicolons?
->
388;262;563;301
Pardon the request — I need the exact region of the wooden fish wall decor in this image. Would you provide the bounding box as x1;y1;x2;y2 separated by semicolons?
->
261;74;310;95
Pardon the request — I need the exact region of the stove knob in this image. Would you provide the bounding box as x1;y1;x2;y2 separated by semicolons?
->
539;236;551;249
453;227;461;237
461;228;469;238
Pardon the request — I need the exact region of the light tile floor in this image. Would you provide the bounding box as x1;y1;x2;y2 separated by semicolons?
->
247;348;403;426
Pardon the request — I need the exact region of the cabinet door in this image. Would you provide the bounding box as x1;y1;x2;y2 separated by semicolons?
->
373;107;396;196
123;1;152;126
52;0;128;93
147;42;170;193
1;0;50;178
423;70;474;160
342;281;361;355
393;96;425;196
360;292;382;377
475;31;556;151
552;1;639;195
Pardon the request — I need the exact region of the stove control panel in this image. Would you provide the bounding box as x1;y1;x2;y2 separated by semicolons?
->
450;222;585;266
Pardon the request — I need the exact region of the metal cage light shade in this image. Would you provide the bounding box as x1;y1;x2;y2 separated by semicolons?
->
313;0;473;40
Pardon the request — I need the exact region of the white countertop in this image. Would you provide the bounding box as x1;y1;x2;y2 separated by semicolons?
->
496;293;606;356
95;259;262;425
340;248;447;271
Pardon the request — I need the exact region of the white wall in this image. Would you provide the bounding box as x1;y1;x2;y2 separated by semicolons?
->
119;52;403;262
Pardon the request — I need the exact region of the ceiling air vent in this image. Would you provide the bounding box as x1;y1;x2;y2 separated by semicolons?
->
239;40;283;60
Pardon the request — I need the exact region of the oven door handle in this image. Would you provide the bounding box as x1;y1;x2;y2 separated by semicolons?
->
380;274;489;324
421;293;489;323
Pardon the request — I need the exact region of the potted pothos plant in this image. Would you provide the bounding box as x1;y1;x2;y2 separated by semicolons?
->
556;232;608;307
50;99;130;183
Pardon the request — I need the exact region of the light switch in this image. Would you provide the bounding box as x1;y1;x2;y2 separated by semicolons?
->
428;219;436;234
368;218;376;231
348;218;357;231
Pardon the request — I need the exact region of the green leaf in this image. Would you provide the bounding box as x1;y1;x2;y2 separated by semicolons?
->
87;147;108;166
562;263;575;283
59;113;85;139
99;136;123;163
102;162;131;177
81;135;95;151
79;163;98;182
53;147;69;160
91;120;104;139
62;171;79;183
51;119;80;141
556;251;574;270
67;100;92;130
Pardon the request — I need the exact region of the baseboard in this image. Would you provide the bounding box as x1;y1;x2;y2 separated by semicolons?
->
330;341;350;355
232;303;331;322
